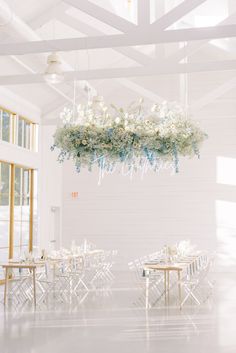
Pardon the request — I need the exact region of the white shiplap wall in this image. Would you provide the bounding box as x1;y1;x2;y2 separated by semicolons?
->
42;114;236;271
60;114;236;271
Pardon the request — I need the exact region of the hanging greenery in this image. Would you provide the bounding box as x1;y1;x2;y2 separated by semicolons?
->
51;99;207;177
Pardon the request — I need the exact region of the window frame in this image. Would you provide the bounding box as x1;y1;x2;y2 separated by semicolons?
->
0;106;38;152
0;160;36;284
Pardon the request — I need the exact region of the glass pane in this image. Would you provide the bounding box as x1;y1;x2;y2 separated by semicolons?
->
0;161;10;271
0;110;1;139
21;205;30;221
14;221;29;248
14;168;30;221
24;122;30;149
0;110;37;151
34;124;39;152
0;202;9;221
0;248;9;279
14;167;21;207
0;221;9;247
1;111;10;142
23;169;30;206
13;245;28;260
0;163;37;264
33;221;38;250
33;170;38;248
13;166;30;257
33;170;38;215
17;117;23;147
0;162;10;220
0;162;10;199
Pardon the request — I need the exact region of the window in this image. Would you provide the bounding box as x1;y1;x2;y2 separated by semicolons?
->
17;116;24;147
217;156;236;186
0;161;37;280
0;110;11;142
0;162;10;279
15;115;38;151
0;107;38;151
14;167;31;258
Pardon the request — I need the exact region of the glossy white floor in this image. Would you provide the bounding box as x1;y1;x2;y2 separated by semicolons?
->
0;272;235;353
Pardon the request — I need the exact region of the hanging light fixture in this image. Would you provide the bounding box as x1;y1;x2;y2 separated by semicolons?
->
44;52;64;84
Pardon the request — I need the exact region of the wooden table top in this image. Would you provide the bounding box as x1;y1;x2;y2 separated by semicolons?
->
144;263;185;271
144;257;199;271
1;262;45;269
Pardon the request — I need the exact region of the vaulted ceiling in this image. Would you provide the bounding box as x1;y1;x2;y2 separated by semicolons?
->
0;0;236;122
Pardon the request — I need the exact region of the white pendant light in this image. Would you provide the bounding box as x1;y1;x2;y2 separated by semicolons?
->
44;52;64;84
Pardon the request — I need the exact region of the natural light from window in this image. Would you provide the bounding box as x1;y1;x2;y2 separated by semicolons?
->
216;200;236;269
217;156;236;186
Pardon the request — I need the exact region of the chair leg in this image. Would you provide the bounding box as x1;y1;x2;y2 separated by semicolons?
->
4;268;9;306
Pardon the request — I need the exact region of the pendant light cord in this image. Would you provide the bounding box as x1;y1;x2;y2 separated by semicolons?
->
86;37;91;104
184;41;188;119
73;51;79;122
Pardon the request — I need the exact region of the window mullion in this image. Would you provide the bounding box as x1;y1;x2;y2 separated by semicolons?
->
29;169;34;253
0;110;2;140
9;164;15;259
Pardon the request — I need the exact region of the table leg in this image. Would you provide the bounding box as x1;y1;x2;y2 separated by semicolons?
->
178;270;182;310
4;268;9;306
53;263;56;298
32;268;36;308
167;270;170;305
164;271;167;305
145;271;149;309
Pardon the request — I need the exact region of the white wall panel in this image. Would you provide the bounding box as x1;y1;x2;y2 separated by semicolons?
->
40;115;236;271
40;125;62;250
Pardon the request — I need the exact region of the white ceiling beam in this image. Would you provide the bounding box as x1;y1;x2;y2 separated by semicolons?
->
115;78;163;103
42;100;69;116
57;12;153;66
42;90;79;115
1;24;236;55
168;12;236;63
138;0;150;27
56;11;95;36
64;0;137;32
151;0;207;30
27;0;64;30
42;118;59;125
191;76;236;111
30;3;153;66
9;55;73;102
47;84;74;103
33;6;162;114
1;59;236;85
51;17;162;113
11;54;74;103
42;79;164;120
56;12;161;103
0;0;77;104
111;47;152;66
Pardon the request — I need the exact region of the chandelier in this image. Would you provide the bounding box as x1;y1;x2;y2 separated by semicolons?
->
51;97;207;183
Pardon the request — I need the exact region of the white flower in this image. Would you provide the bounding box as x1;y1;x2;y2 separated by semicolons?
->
115;117;120;124
151;104;159;112
54;99;207;176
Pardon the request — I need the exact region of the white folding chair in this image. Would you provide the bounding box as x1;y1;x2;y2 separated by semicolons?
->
179;255;214;308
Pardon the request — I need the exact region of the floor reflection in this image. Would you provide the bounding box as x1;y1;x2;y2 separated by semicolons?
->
0;274;236;353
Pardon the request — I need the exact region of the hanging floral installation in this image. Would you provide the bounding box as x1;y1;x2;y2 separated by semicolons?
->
51;98;207;182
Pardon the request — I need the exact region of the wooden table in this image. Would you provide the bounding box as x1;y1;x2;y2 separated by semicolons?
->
2;262;44;307
144;263;185;309
144;255;203;309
